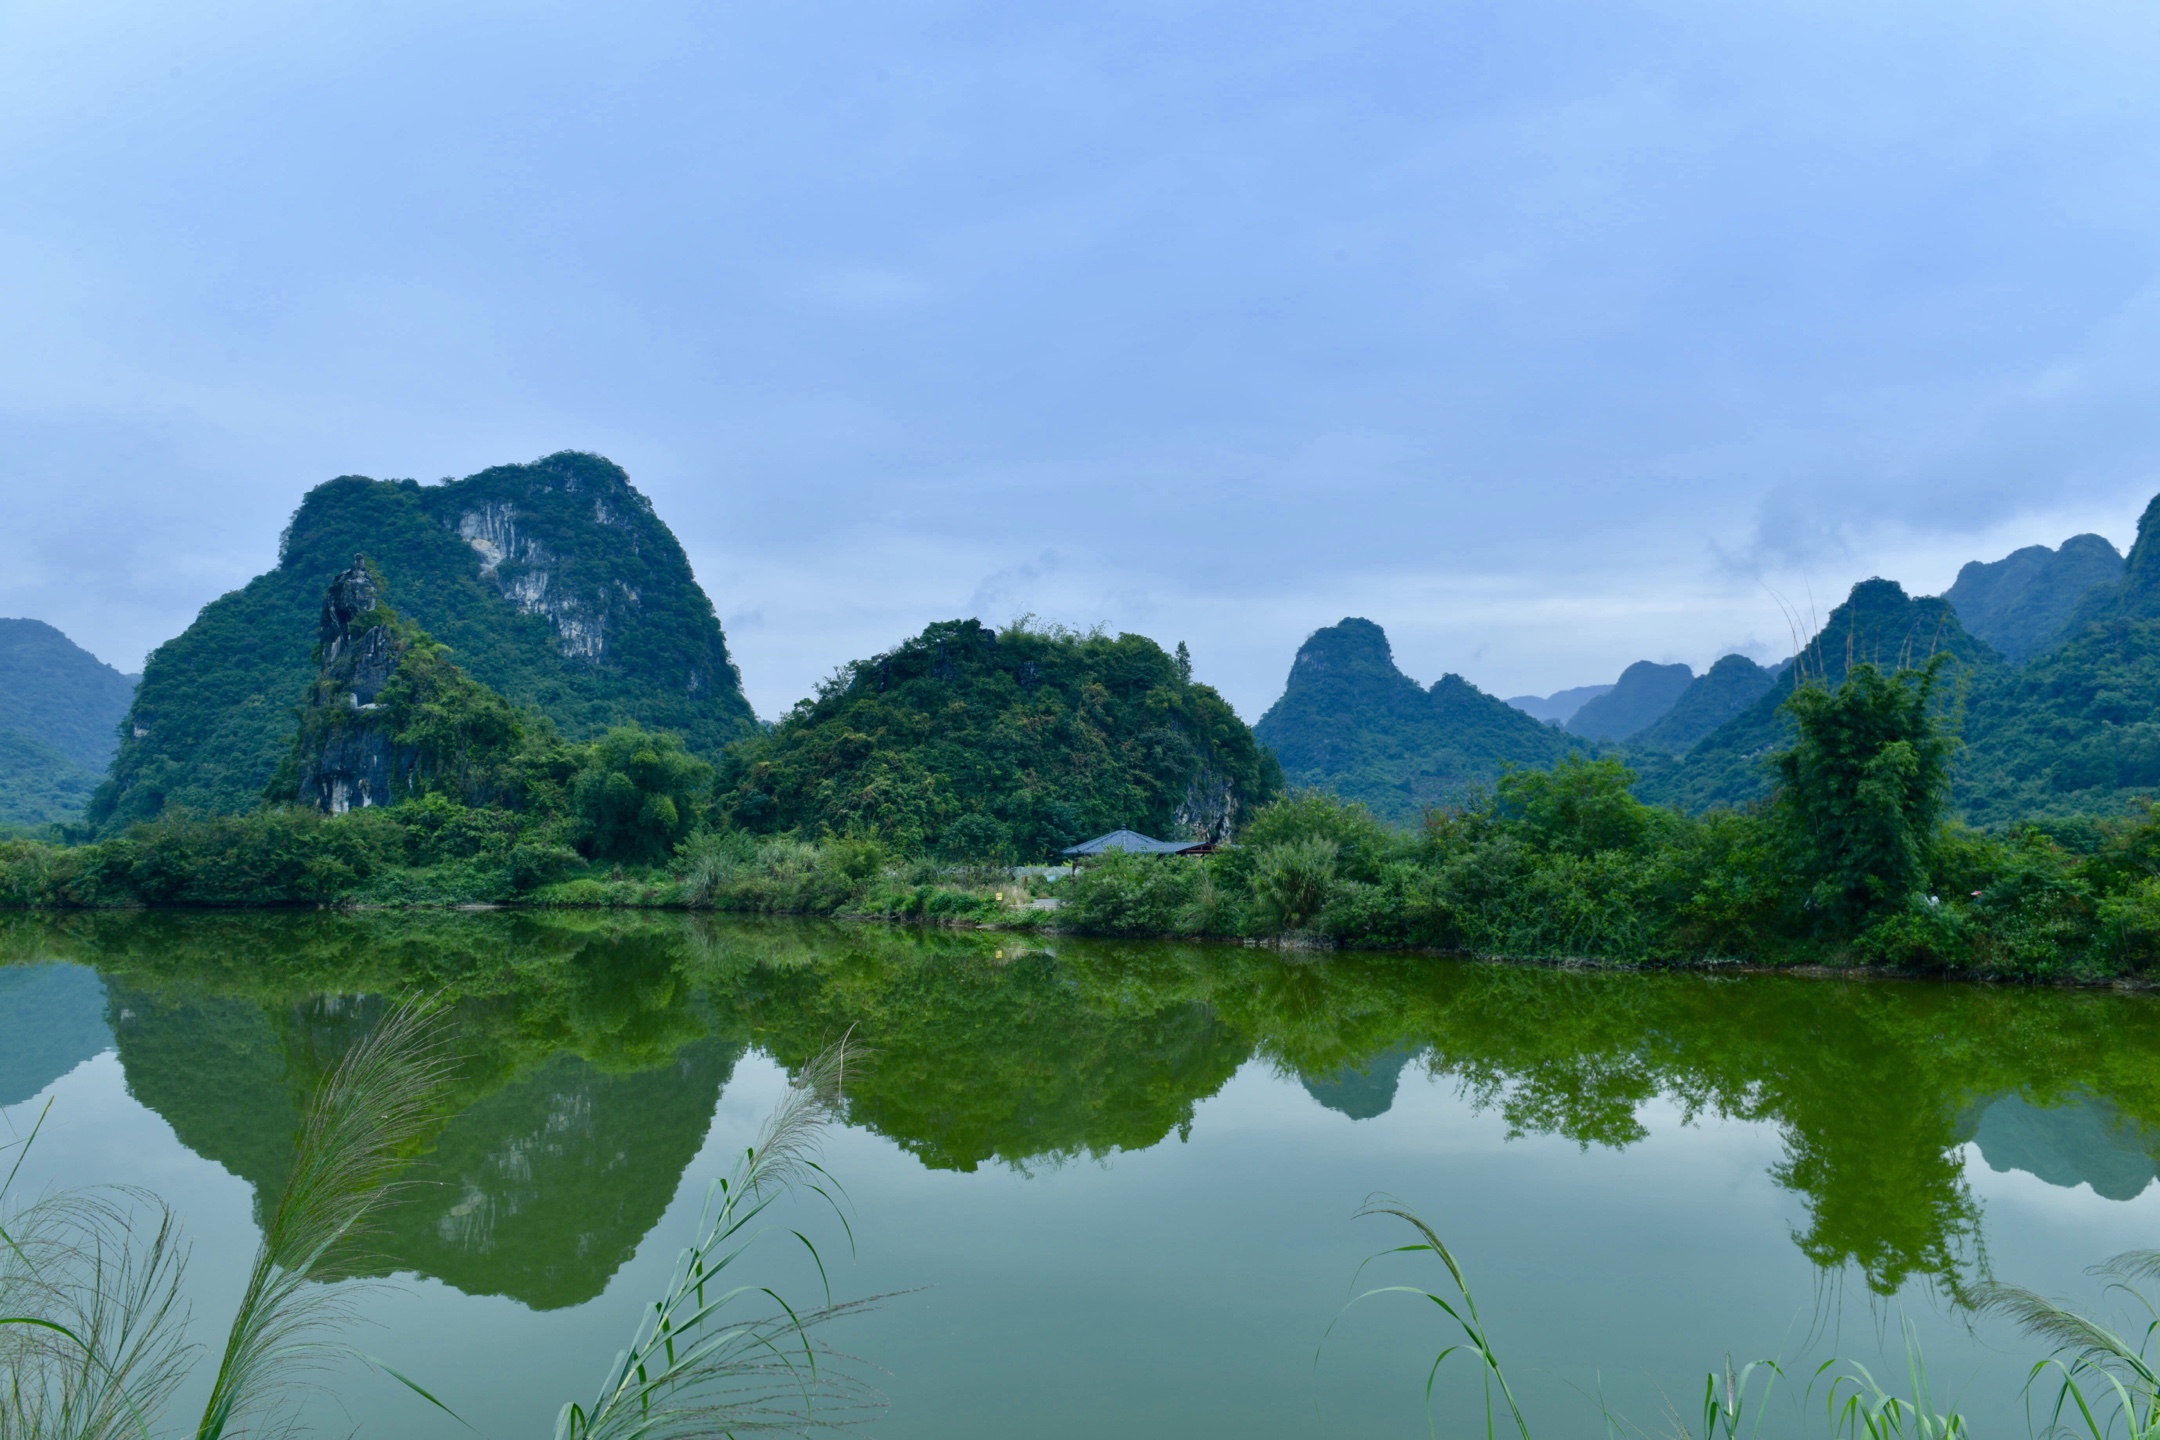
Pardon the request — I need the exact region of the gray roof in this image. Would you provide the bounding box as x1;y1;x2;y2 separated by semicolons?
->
1061;828;1195;856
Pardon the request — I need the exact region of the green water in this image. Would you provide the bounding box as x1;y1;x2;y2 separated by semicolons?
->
5;911;2160;1435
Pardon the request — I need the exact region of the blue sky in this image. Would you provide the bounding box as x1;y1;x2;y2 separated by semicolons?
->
5;0;2160;718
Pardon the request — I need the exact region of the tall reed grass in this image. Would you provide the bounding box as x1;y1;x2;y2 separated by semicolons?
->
1;1013;879;1438
1338;1201;2160;1439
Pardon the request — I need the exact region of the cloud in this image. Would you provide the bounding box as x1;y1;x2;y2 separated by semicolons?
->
8;0;2160;715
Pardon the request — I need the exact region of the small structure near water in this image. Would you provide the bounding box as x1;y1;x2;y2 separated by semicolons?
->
1061;828;1216;858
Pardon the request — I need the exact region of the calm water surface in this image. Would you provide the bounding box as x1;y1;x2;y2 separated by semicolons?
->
4;911;2160;1436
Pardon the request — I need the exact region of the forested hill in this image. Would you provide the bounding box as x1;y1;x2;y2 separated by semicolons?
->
1635;579;1997;814
1254;617;1582;825
1630;654;1774;754
91;452;754;832
1565;660;1693;741
1941;533;2122;662
0;620;138;827
1956;496;2160;825
716;619;1279;859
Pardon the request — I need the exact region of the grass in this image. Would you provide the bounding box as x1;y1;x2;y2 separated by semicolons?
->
1333;1201;2160;1440
554;1036;885;1439
0;1013;878;1438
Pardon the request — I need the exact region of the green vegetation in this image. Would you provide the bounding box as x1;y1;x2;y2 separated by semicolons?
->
0;730;103;833
91;452;755;833
1942;531;2123;663
1564;659;1692;741
0;1002;875;1436
1634;578;1995;814
1059;663;2160;981
1255;617;1584;826
0;618;137;770
0;618;137;827
716;617;1279;858
16;648;2160;982
1630;652;1775;753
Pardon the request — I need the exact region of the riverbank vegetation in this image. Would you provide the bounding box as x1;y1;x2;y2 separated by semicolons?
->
8;657;2160;980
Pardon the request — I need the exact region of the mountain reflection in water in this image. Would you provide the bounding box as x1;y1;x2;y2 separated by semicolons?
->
1961;1092;2160;1201
5;910;2160;1308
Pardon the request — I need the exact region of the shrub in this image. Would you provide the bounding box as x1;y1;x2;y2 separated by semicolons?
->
1060;853;1211;936
1251;836;1339;933
572;726;714;863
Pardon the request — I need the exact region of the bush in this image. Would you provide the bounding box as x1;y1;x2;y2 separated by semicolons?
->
572;725;714;863
1250;837;1339;932
1060;853;1213;936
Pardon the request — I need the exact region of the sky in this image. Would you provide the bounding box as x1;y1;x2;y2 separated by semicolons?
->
5;0;2160;720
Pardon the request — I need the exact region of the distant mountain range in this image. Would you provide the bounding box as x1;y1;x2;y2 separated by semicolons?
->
1256;514;2154;826
0;620;138;827
1565;661;1694;741
1504;683;1611;726
1942;533;2122;662
1254;618;1585;825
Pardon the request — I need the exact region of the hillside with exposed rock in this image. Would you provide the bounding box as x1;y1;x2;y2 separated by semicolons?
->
91;452;753;832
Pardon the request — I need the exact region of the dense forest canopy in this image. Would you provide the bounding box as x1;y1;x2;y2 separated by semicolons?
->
716;618;1279;860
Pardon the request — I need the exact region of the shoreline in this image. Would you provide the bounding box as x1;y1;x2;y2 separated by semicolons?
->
7;896;2154;991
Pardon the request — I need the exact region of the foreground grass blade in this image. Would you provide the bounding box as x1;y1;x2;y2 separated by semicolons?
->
559;1035;888;1440
192;999;455;1440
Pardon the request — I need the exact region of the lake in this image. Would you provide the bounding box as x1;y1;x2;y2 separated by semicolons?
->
4;910;2159;1436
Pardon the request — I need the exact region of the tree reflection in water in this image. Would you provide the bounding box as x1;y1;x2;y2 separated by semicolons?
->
6;909;2159;1306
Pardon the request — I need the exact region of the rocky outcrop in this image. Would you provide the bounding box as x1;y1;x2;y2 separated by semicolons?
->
92;451;753;834
295;557;414;813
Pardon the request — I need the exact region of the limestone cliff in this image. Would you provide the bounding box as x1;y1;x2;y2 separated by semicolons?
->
94;451;751;832
294;558;406;812
281;557;540;813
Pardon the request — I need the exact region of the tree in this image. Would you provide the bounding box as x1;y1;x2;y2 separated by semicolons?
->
572;725;713;863
1772;659;1955;931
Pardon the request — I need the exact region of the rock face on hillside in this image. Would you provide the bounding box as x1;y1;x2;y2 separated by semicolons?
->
92;452;752;832
1637;579;1996;813
1566;660;1694;741
1255;618;1584;825
295;559;406;812
1942;534;2123;663
279;557;538;814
